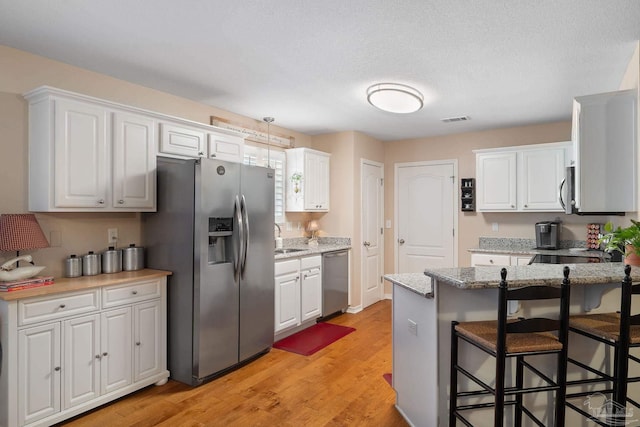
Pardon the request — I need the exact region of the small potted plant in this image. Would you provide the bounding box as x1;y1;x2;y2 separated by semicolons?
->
599;220;640;265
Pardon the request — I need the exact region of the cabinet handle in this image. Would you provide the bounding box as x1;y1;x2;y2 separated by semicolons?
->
102;352;108;357
490;259;494;264
198;152;204;156
398;239;405;245
95;354;102;359
54;366;61;372
511;204;515;208
132;290;138;295
59;304;66;309
136;342;141;346
98;199;105;204
118;199;125;204
210;153;216;157
524;204;528;208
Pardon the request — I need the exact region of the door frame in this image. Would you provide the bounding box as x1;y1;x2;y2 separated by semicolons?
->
360;158;384;308
394;160;459;272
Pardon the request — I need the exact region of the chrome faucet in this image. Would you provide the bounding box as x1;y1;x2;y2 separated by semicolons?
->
274;223;281;237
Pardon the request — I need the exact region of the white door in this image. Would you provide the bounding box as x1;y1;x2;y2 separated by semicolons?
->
63;314;100;409
54;98;108;208
112;112;156;210
134;300;162;381
101;307;132;394
396;161;456;272
361;160;384;308
18;323;61;426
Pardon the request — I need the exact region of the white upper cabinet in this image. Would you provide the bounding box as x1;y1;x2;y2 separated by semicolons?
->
159;123;206;158
285;148;331;212
573;89;637;213
476;141;571;212
158;122;244;163
207;132;244;163
25;87;157;212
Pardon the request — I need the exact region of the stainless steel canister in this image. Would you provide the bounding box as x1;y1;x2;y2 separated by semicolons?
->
64;254;82;278
122;243;145;271
82;251;101;276
102;246;122;273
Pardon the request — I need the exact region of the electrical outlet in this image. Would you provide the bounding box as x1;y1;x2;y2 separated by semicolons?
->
408;319;418;336
492;222;499;232
108;228;118;245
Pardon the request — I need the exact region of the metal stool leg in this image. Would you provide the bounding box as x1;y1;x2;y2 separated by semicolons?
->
450;321;459;427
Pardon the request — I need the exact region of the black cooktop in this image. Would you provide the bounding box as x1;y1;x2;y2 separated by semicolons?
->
530;254;603;264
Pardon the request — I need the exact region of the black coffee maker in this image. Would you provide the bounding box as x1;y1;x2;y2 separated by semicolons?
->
535;221;560;249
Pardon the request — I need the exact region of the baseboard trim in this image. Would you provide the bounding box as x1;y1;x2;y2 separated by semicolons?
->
346;305;362;314
384;293;392;300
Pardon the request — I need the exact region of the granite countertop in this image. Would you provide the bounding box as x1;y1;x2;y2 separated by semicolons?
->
424;262;634;290
469;237;607;259
275;237;351;260
384;273;434;298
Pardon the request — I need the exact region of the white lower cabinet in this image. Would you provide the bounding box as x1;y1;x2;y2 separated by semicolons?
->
4;275;168;427
275;255;322;335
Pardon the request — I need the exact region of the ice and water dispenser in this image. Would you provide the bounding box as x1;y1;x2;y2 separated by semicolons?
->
208;217;233;264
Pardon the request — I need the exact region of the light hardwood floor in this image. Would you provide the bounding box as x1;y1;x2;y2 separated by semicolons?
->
59;300;408;427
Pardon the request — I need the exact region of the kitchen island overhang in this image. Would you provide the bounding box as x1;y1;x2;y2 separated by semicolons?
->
385;263;636;427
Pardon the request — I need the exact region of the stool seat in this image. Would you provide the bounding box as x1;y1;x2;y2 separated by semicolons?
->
456;320;562;353
570;313;640;344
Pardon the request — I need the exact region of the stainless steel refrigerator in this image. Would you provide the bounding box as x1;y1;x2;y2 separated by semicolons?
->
142;157;275;386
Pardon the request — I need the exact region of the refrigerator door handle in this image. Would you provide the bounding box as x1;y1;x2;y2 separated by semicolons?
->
234;195;244;280
240;194;249;276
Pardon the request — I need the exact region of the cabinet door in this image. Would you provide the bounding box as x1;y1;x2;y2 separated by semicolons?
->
18;323;61;426
101;307;132;394
54;98;109;208
133;300;163;381
304;152;330;211
112;112;157;210
63;314;100;409
300;266;322;322
274;271;300;332
519;148;565;211
159;123;206;158
476;152;517;211
208;133;244;163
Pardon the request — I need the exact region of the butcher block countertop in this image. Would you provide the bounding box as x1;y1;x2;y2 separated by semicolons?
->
0;269;172;301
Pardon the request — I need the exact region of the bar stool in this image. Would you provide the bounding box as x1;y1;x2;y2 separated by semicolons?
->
567;264;640;425
449;267;571;427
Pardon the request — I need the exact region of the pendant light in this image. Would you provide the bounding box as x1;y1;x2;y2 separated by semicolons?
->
263;116;274;166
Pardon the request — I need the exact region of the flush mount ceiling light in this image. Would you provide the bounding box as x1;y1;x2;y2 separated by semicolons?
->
366;83;424;114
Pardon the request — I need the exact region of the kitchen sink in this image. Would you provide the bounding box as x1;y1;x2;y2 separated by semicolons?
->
274;248;307;254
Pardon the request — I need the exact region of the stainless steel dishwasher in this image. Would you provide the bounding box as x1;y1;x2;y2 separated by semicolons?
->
322;250;349;318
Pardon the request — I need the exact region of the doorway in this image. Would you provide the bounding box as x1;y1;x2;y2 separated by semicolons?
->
395;161;457;272
361;159;384;309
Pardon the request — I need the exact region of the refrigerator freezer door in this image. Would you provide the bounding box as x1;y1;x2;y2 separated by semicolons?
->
238;164;275;361
194;159;241;380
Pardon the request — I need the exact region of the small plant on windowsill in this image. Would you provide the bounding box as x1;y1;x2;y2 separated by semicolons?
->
599;220;640;265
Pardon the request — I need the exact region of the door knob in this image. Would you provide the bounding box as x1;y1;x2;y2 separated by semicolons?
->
363;241;371;247
398;238;405;244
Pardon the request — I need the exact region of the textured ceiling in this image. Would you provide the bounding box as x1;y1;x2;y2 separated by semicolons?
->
1;0;639;141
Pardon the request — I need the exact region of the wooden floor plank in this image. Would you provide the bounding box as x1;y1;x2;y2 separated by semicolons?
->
58;300;407;427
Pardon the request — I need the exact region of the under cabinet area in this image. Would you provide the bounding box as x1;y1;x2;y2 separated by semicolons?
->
0;271;170;427
475;141;571;212
274;255;323;338
285;148;331;212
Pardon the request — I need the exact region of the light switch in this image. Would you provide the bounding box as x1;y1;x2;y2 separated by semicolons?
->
385;219;392;229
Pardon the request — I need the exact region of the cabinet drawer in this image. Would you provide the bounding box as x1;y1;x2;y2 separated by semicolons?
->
19;290;100;326
275;259;299;276
470;253;511;266
102;280;161;308
300;255;321;270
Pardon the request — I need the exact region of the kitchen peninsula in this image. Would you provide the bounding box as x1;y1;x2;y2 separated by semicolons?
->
385;263;634;427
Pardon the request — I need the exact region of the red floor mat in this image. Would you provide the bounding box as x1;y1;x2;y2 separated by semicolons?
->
383;373;392;386
273;322;355;356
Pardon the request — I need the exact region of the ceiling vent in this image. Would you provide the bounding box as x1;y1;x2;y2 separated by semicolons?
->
441;115;470;123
